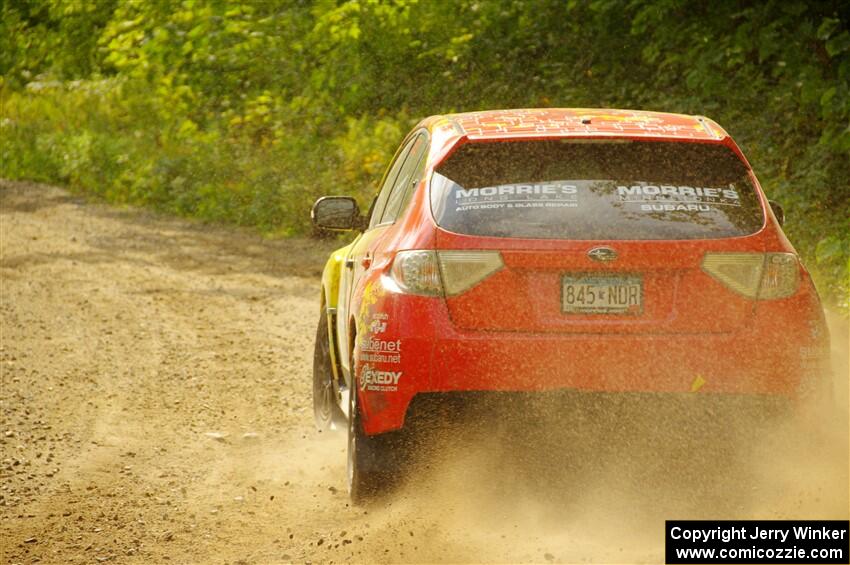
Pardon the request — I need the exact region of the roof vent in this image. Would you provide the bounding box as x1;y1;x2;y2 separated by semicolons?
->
581;117;592;124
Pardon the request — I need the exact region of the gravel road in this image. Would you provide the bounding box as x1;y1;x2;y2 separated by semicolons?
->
1;180;847;564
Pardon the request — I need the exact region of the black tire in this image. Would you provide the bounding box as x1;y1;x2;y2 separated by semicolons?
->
347;359;402;504
313;312;344;431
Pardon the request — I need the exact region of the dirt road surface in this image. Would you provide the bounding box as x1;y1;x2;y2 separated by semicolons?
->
2;180;848;564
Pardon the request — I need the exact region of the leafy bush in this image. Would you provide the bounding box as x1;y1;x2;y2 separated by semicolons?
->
1;0;847;309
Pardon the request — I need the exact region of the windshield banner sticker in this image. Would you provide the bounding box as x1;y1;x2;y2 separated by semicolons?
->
454;182;578;212
617;182;741;212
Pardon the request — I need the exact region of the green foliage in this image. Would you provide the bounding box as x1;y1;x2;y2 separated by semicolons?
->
0;0;117;85
1;0;847;308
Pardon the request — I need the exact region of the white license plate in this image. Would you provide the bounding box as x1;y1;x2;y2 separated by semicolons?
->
561;275;643;314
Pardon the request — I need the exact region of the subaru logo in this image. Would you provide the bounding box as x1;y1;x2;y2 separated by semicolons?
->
587;247;618;262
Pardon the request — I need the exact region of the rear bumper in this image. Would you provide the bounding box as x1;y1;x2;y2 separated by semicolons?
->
355;283;830;436
402;390;794;434
358;328;828;436
430;332;798;394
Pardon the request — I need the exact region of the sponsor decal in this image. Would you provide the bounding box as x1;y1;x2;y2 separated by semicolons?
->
359;337;401;352
454;182;578;212
799;345;830;371
457;183;577;198
617;182;742;212
356;280;384;334
368;312;388;335
360;351;401;364
360;364;403;392
640;203;712;212
359;335;402;364
618;184;740;200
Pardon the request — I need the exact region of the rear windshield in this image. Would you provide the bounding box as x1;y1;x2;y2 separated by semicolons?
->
430;140;764;240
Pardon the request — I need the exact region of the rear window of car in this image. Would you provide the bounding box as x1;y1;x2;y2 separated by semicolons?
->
430;140;764;240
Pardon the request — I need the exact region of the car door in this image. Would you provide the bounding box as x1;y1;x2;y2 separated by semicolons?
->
336;131;426;388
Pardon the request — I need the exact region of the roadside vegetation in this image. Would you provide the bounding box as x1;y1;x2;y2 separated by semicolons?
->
1;0;847;309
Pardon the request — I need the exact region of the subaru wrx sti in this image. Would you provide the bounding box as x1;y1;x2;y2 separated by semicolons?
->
310;109;831;502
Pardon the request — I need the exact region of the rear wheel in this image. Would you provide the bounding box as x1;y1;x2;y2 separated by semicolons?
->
347;354;403;504
347;382;384;503
313;312;344;431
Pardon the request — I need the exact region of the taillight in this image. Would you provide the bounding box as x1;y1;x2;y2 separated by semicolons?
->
390;250;442;296
702;252;799;299
389;250;504;297
438;251;504;296
701;253;764;297
758;253;800;299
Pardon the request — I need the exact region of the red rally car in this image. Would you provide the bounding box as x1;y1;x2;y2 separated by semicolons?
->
310;108;832;501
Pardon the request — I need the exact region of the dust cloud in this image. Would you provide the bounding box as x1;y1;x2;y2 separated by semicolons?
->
334;312;848;563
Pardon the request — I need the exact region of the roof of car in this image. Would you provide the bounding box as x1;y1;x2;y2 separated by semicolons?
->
432;108;727;141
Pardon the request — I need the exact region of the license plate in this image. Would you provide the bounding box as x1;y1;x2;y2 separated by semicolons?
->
561;275;643;314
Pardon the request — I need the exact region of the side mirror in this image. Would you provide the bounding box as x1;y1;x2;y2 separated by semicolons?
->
769;200;785;227
311;196;361;231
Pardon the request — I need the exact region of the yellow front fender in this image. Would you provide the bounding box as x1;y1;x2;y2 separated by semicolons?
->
321;242;354;310
320;241;355;384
